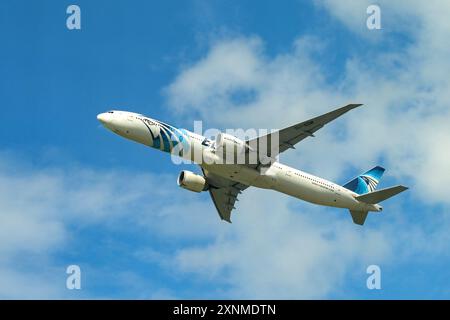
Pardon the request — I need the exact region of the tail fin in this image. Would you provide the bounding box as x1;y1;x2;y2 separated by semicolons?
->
342;166;385;195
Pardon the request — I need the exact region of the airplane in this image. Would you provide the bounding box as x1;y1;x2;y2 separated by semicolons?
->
97;104;408;225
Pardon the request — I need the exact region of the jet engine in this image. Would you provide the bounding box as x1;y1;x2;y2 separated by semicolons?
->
177;170;207;193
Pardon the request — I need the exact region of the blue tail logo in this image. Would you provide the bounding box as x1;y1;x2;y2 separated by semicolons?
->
343;166;385;195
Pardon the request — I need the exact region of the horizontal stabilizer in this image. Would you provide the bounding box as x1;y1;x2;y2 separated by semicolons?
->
349;210;369;225
355;185;408;204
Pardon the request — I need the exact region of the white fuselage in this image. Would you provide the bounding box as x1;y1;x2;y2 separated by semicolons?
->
97;111;381;213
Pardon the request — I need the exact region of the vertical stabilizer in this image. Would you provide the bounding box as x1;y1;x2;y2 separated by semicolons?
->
343;166;385;195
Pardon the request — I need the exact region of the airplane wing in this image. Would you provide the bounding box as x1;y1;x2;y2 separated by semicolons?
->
201;168;249;223
246;104;363;159
200;104;362;221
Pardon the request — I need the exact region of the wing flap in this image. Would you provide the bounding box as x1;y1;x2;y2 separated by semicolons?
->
202;168;249;222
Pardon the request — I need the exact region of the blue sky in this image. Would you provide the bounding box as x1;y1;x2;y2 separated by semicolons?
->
1;0;450;299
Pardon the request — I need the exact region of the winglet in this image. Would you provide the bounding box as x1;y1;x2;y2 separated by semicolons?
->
346;103;364;110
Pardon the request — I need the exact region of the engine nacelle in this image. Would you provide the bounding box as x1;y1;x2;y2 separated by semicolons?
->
177;170;207;193
215;132;248;155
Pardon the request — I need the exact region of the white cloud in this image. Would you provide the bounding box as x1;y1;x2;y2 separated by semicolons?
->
162;1;450;298
165;5;450;204
0;150;391;299
0;154;204;298
0;150;246;298
166;36;340;130
0;144;447;299
174;189;390;298
2;1;450;299
0;267;65;299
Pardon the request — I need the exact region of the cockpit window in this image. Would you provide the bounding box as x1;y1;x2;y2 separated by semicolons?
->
107;111;114;114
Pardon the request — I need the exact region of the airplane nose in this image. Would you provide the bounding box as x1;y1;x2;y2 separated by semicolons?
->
97;113;108;124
